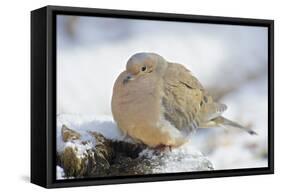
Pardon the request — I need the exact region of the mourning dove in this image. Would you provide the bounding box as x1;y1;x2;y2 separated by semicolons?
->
111;52;256;148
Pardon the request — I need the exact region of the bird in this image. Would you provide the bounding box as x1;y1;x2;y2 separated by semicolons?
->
111;52;256;148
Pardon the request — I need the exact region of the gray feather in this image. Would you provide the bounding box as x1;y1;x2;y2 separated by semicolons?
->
212;116;257;135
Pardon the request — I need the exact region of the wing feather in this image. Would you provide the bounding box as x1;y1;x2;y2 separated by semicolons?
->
162;63;227;133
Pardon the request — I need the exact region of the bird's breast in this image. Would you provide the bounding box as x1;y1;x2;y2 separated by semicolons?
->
111;72;187;147
112;74;163;138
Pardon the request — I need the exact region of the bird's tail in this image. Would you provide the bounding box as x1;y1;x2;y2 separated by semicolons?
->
211;116;257;135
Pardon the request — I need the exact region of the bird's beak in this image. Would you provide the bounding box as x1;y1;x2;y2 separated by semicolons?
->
123;74;134;84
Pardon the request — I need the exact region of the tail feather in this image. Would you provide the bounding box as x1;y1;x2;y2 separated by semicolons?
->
211;116;257;135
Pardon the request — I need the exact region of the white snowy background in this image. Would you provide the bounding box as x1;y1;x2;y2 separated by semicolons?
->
56;15;268;176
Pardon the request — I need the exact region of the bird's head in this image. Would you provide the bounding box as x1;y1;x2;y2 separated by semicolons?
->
123;52;167;84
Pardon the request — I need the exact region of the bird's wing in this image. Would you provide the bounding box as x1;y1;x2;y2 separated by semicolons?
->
168;63;204;90
162;63;226;133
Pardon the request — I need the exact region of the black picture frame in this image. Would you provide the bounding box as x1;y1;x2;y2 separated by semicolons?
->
31;5;274;188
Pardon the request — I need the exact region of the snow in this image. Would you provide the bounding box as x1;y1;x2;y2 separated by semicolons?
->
140;144;213;173
57;114;213;176
56;114;124;153
64;140;95;159
56;166;65;180
57;111;266;174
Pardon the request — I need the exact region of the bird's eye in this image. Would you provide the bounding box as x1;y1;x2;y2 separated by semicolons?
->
141;66;147;72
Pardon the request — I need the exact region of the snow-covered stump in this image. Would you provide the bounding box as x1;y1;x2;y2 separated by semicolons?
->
57;125;213;179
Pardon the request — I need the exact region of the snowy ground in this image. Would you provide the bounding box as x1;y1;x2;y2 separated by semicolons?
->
56;15;268;176
56;114;214;179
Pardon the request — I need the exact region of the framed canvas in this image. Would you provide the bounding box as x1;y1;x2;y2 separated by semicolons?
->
31;5;274;188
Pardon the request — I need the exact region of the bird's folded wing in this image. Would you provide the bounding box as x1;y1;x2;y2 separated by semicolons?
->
162;63;228;133
161;63;205;133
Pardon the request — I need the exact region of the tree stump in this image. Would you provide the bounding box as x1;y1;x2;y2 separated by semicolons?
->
57;125;214;179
